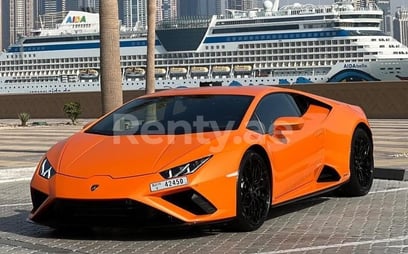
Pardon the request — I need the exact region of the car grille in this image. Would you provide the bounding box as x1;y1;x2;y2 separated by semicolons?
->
44;199;183;227
30;189;217;228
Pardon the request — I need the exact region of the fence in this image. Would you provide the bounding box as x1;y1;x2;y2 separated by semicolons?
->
0;81;407;119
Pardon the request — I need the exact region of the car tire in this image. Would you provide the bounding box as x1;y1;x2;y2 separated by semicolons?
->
339;127;374;196
232;150;271;232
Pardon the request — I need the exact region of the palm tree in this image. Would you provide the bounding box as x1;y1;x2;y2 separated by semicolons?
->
99;0;123;114
146;0;156;94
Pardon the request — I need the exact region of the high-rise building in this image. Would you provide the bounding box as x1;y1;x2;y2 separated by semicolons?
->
178;0;219;17
228;0;244;10
196;0;217;16
177;0;197;17
9;0;34;44
159;0;177;21
394;8;408;47
43;0;57;13
44;0;66;12
79;0;99;12
133;0;147;29
376;0;392;35
34;0;68;28
64;1;83;12
0;1;10;51
128;0;176;29
121;0;138;28
227;0;261;10
216;0;228;14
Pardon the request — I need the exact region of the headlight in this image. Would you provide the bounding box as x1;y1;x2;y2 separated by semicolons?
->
160;156;212;179
38;158;56;180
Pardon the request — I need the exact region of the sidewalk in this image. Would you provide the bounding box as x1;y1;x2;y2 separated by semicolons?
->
0;118;407;180
369;119;408;180
0;119;87;170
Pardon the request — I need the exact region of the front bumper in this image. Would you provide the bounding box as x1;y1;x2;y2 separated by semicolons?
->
29;168;238;228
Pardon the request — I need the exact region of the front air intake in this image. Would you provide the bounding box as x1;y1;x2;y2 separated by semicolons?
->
163;190;217;215
30;188;48;213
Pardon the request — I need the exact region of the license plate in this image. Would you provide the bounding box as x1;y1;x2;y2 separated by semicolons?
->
150;177;188;192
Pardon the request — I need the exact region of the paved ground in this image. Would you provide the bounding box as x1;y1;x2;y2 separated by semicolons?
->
0;118;407;172
0;119;407;253
0;119;85;170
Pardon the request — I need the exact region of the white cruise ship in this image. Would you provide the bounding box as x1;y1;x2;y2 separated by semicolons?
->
1;0;408;95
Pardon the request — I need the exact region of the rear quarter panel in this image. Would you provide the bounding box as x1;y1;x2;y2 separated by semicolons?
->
322;102;370;181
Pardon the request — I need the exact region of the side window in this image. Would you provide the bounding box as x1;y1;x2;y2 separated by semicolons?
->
291;94;310;115
251;93;301;134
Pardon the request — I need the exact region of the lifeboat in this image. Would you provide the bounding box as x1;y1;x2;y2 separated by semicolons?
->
155;68;167;76
169;67;188;75
234;65;252;73
191;66;209;75
78;69;99;79
212;66;231;74
125;67;145;78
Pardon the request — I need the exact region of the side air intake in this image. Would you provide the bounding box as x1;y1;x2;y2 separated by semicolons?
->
317;166;341;182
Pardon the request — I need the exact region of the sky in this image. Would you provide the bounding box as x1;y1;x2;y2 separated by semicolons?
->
278;0;406;13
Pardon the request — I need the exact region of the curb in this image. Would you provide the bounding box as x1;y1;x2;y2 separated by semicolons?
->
374;167;408;181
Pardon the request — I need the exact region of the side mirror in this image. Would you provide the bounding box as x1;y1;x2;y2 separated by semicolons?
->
272;116;304;135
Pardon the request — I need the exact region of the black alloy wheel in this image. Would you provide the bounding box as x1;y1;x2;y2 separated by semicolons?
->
339;127;374;196
233;150;271;232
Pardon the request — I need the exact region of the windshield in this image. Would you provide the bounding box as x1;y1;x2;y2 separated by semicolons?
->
86;94;254;135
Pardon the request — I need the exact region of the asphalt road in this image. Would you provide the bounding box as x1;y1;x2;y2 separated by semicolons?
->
0;119;407;253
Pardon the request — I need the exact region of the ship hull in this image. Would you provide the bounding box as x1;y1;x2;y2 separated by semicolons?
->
1;59;407;95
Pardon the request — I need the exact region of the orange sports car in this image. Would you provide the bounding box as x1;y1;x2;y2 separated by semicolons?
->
29;86;374;231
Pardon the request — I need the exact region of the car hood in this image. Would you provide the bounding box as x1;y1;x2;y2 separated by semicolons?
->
47;132;234;178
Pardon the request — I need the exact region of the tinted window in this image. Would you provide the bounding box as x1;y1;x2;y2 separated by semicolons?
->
250;93;301;134
86;95;254;135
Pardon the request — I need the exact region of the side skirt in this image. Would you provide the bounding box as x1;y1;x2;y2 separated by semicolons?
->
271;182;343;208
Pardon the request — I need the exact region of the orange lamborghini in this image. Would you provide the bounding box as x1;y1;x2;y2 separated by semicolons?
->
29;86;374;231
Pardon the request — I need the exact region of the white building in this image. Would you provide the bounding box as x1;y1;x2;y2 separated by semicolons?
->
394;8;408;47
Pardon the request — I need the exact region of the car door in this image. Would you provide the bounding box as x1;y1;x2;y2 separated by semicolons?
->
251;92;324;202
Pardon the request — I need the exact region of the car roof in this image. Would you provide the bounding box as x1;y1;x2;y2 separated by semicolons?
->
141;86;293;98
